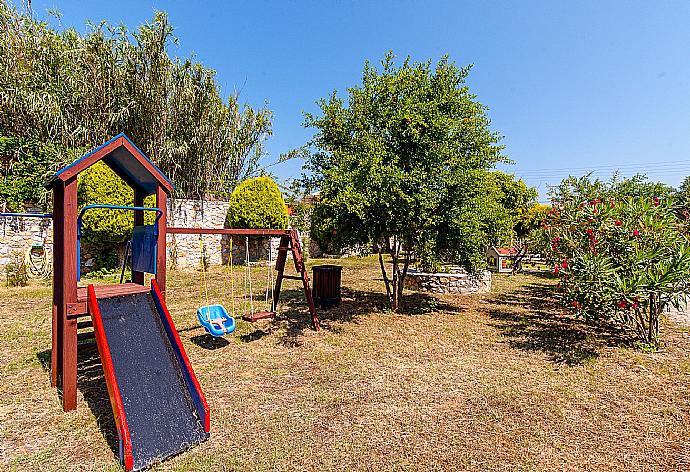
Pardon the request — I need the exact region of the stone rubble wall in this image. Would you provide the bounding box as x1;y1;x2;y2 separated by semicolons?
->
0;216;53;272
0;199;289;275
166;199;285;270
404;268;492;294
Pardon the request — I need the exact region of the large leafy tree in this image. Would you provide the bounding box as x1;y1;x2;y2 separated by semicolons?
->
302;53;514;310
0;3;271;203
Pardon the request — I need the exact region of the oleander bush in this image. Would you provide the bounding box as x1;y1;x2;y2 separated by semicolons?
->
542;195;690;349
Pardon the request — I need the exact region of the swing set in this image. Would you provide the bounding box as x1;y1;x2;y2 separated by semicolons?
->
196;236;275;336
170;227;320;335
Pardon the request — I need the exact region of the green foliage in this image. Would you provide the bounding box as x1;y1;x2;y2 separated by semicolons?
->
302;52;522;309
77;161;155;248
0;136;60;211
225;176;289;229
516;203;551;239
543;193;690;349
548;172;675;203
0;4;271;200
674;176;690;218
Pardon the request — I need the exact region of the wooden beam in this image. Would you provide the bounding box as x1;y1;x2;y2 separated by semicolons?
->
155;186;167;298
62;176;79;411
132;188;145;285
51;182;65;388
53;137;124;182
168;227;291;236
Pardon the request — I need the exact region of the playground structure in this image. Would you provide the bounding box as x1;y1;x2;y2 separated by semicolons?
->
33;133;319;470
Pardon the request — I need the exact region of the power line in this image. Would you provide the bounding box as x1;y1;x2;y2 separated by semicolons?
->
504;159;690;178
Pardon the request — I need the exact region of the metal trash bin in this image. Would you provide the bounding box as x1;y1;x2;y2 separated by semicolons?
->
312;265;342;309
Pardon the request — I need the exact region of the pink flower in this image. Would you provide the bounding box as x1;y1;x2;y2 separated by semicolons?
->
617;300;628;309
653;196;660;206
561;260;569;268
633;229;640;237
553;265;560;275
552;236;561;243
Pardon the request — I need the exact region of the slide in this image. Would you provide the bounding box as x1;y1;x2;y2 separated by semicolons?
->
88;280;209;471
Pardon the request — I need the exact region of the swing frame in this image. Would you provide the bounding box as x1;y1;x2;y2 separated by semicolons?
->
168;227;320;330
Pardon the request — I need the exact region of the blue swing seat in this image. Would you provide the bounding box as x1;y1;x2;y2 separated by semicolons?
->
197;304;236;337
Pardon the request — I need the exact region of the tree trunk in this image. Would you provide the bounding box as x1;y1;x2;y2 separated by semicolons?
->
378;249;393;306
391;237;400;311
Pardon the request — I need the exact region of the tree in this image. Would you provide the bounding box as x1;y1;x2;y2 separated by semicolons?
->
0;3;272;203
302;53;509;310
225;176;289;229
548;172;674;204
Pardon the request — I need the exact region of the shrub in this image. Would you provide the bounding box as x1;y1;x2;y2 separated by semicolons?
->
77;161;155;268
0;136;60;211
225;177;288;229
542;195;690;349
5;250;28;287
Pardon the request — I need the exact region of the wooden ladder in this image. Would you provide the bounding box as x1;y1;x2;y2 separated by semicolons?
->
272;230;320;331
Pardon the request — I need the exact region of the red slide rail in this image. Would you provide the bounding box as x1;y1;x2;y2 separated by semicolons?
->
87;285;134;471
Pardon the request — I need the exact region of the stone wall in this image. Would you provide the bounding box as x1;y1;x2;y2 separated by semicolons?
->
0;199;295;274
167;199;229;270
166;199;284;269
0;215;53;273
404;268;492;294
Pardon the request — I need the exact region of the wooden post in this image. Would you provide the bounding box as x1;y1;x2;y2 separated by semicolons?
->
62;176;79;411
271;235;290;312
155;186;167;298
51;183;65;388
132;188;145;285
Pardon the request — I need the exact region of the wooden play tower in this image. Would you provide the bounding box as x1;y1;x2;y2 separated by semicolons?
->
46;133;172;411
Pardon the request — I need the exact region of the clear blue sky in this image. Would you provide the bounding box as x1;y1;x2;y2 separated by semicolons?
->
30;0;690;200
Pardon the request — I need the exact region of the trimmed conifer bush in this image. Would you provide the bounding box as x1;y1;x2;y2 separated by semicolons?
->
225;177;288;229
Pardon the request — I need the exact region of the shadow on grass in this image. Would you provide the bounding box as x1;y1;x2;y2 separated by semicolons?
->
36;343;119;457
488;279;634;366
190;334;230;350
238;330;269;343
270;286;462;345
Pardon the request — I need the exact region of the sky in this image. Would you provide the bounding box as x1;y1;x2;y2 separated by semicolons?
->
28;0;690;200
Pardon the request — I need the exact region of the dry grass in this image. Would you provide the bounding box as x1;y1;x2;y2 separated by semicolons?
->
1;256;689;471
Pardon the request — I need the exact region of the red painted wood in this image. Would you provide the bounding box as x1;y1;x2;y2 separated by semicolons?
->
77;283;151;303
290;230;320;330
271;235;289;316
132;189;145;285
88;284;134;470
155;187;167;298
51;181;65;387
269;233;320;330
51;136;174;194
151;280;210;432
62;177;79;411
168;227;291;236
51;137;124;182
120;139;174;193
